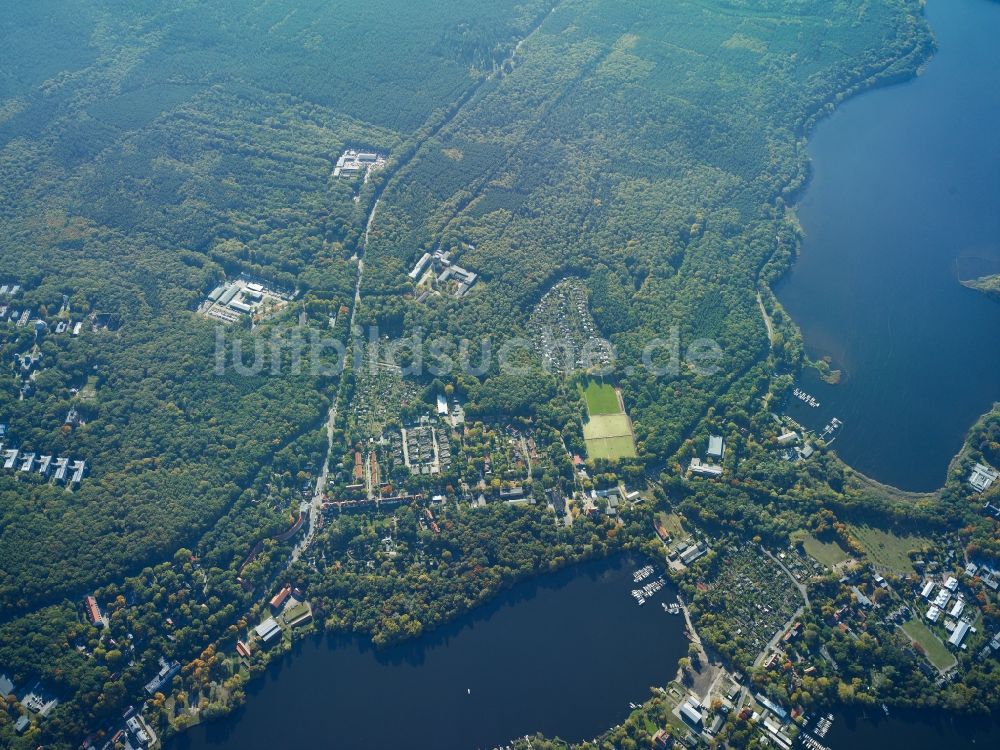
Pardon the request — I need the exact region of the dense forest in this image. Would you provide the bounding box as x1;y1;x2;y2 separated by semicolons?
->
4;1;999;749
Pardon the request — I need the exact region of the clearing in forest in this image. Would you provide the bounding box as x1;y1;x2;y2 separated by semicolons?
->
581;379;621;414
580;380;636;460
791;531;850;569
900;618;956;672
846;524;932;575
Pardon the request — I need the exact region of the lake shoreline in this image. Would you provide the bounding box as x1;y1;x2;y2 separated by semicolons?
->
774;0;1000;492
169;552;690;750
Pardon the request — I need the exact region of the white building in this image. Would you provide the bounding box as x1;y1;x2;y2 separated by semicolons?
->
254;617;281;644
679;699;704;729
707;435;725;459
409;252;432;280
948;620;971;647
969;463;998;493
689;457;722;478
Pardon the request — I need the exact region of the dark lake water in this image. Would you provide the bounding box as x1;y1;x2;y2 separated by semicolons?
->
826;706;1000;750
777;0;1000;492
171;555;686;750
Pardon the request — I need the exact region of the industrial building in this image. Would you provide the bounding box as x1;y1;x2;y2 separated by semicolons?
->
333;148;386;177
200;277;293;324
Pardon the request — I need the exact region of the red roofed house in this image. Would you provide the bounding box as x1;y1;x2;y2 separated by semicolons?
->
270;584;292;611
84;595;103;627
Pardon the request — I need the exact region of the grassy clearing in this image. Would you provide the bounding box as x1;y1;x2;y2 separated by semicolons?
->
847;524;932;575
901;618;956;672
582;413;632;440
583;413;636;460
657;512;686;539
580;379;636;460
585;435;637;460
77;374;99;401
580;379;621;415
791;531;849;569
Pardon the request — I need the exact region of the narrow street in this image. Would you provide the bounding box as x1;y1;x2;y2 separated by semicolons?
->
290;198;378;566
285;1;559;569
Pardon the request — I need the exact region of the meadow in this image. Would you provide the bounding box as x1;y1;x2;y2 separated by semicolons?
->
581;382;636;460
847;524;932;575
901;618;957;672
791;530;850;569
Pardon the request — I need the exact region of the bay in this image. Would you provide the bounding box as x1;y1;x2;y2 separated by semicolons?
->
777;0;1000;491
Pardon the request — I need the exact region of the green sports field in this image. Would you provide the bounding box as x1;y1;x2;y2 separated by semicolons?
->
901;619;956;672
581;382;636;460
580;380;621;415
586;435;637;461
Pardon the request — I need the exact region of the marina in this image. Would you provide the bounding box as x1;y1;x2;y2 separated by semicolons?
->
633;564;654;583
819;417;843;444
792;387;821;409
661;600;681;615
630;573;666;606
814;713;834;738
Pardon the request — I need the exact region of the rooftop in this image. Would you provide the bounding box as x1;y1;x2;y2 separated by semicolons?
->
707;435;725;458
969;462;999;493
255;617;281;642
949;620;971;647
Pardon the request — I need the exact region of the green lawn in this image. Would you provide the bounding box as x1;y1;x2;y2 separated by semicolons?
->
792;531;850;569
585;434;637;461
580;384;637;461
77;374;99;401
283;602;309;622
582;413;632;440
580;379;621;415
901;618;956;672
657;512;686;540
847;524;931;575
583;413;636;460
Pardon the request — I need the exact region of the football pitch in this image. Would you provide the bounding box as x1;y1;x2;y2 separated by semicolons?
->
581;387;637;460
581;380;621;415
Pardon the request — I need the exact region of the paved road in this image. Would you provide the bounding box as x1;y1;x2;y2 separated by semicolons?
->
290;194;379;565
